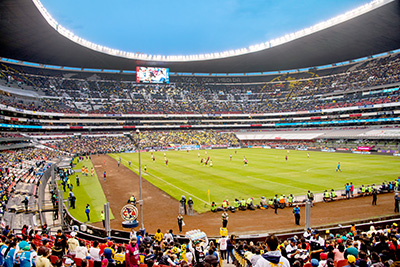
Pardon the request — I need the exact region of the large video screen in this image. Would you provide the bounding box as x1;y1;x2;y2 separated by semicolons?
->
136;67;169;84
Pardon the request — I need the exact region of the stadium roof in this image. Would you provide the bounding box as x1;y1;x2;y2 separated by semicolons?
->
0;0;400;74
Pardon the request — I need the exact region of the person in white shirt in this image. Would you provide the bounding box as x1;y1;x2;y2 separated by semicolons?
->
67;232;79;256
75;240;89;259
217;236;229;261
89;241;102;267
164;230;174;245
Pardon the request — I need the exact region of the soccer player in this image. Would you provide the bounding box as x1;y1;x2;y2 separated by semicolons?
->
128;160;131;167
243;156;248;166
336;162;341;172
230;154;232;161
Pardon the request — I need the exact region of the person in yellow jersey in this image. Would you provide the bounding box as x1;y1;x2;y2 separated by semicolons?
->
114;246;125;267
154;229;164;242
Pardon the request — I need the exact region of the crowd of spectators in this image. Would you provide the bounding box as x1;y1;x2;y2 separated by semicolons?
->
0;53;399;115
1;219;400;267
43;131;240;155
236;223;400;267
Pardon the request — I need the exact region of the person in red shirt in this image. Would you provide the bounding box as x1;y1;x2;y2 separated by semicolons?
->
126;236;139;267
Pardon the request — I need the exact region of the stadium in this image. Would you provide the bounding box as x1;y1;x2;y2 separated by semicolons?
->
1;0;400;266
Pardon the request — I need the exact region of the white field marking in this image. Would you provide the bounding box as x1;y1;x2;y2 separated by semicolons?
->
118;157;209;205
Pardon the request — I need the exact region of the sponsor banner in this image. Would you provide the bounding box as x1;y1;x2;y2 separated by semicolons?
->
262;146;272;149
211;145;228;148
393;153;400;157
296;148;308;151
357;146;371;151
336;148;349;151
0;123;42;129
275;146;285;150
321;149;336;152
352;151;371;155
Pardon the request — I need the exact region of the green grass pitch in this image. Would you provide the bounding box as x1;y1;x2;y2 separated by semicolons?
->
60;158;114;223
109;148;400;213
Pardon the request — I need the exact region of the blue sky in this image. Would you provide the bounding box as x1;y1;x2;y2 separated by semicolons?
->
40;0;371;55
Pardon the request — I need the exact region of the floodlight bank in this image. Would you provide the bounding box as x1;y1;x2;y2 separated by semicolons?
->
32;0;392;62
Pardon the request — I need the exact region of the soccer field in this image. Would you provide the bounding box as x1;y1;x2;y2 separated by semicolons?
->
110;148;400;213
62;159;115;223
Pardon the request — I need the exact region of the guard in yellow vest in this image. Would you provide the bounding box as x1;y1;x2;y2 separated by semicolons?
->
222;199;228;211
128;195;136;205
288;194;294;207
361;185;366;196
211;202;217;212
331;189;336;199
323;190;330;202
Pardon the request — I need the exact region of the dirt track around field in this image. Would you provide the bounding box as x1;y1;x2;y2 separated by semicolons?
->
90;154;399;236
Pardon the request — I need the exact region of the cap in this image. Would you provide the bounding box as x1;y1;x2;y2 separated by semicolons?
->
311;258;319;267
23;245;30;251
320;253;327;260
130;236;137;241
65;258;74;265
101;259;109;266
346;247;359;258
347;255;356;264
70;231;77;237
312;229;319;235
107;241;113;247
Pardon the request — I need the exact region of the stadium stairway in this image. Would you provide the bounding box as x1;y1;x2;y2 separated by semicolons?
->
42;176;62;231
222;259;236;267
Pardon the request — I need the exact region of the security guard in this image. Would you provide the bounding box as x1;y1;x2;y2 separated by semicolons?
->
234;199;240;210
361;185;366;196
331;189;336;199
222;199;228;210
240;199;247;210
211;202;217;212
323;190;330;202
128;195;136;205
288;194;294;207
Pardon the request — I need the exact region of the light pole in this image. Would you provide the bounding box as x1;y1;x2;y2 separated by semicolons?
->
135;129;145;233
